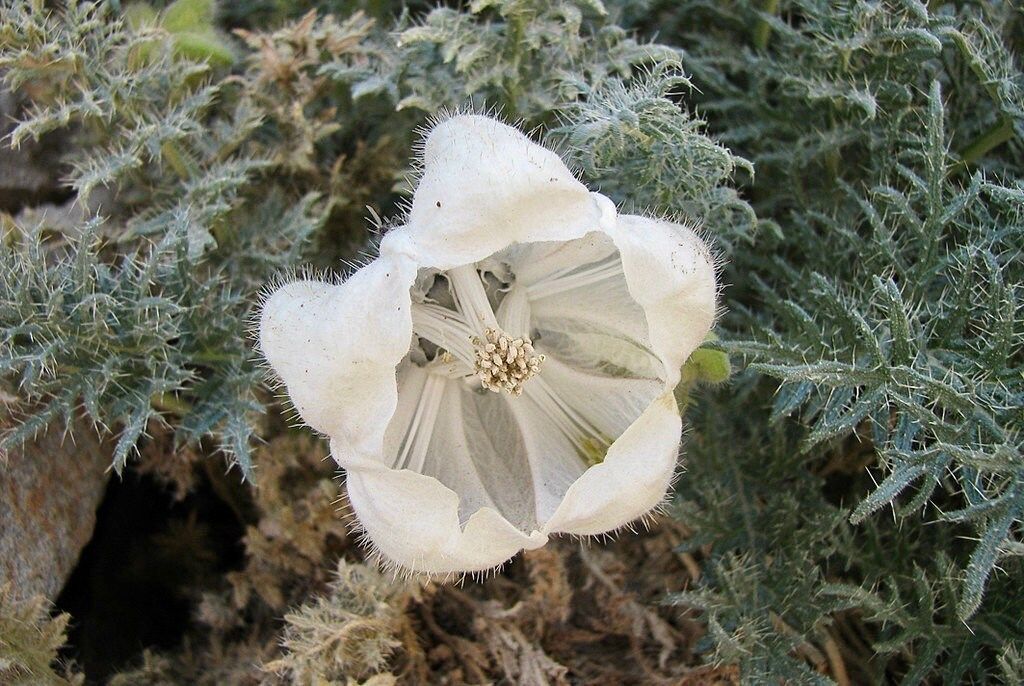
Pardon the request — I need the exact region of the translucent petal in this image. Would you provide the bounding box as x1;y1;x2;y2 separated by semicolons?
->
521;233;662;380
509;384;593;523
495;284;531;339
429;385;538;531
543;392;681;535
536;326;662;381
500;231;619;290
383;363;538;532
534;353;661;444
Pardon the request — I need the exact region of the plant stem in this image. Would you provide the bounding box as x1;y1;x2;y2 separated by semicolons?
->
753;0;780;51
955;117;1015;170
151;391;192;415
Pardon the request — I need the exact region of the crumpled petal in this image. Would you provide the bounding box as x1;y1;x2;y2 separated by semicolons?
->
506;387;591;523
382;115;609;268
520;232;661;380
502;231;619;290
344;448;548;574
606;215;717;388
534;354;661;444
259;255;418;458
542;392;681;536
436;384;538;532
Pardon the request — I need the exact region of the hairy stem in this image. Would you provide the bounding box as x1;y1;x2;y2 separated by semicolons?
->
752;0;780;51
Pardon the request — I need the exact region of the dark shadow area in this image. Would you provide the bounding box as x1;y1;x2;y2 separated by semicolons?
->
0;90;74;215
54;465;246;683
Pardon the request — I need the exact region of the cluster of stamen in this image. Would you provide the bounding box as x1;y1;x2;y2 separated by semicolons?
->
473;327;545;396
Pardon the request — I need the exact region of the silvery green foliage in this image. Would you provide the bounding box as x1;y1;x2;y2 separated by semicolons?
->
0;198;320;477
634;0;1024;681
671;389;1024;685
551;65;757;247
0;0;325;477
366;0;681;119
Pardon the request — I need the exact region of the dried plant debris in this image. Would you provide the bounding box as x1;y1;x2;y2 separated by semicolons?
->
107;422;737;684
263;561;417;684
0;584;81;685
258;527;731;685
227;432;353;612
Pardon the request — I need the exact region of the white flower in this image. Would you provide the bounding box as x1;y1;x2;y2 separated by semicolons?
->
259;115;717;574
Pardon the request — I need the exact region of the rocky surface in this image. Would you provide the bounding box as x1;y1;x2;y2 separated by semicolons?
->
0;423;110;601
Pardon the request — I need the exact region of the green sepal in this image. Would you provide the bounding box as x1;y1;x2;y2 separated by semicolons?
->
161;0;216;33
173;30;235;67
675;339;732;412
682;346;732;387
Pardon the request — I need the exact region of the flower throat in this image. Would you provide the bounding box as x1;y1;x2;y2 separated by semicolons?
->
412;264;545;396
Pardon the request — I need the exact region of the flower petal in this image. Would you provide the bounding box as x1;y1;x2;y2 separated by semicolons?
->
519;232;662;380
441;384;538;531
384;363;537;532
258;255;417;458
507;387;591;523
495;283;531;338
382;115;608;268
344;455;547;574
501;231;619;290
607;215;717;387
542;392;681;535
535;353;661;443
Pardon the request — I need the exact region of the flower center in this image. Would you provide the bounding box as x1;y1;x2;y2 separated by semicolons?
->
472;327;545;396
411;264;545;395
